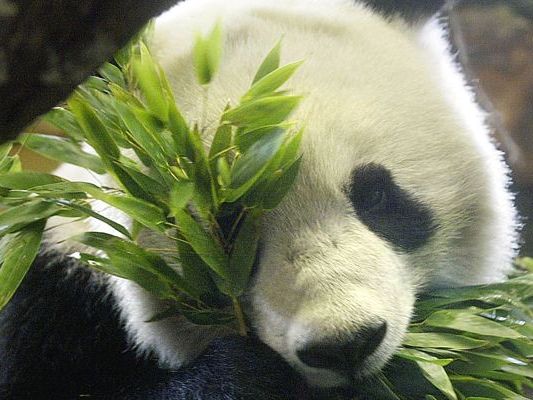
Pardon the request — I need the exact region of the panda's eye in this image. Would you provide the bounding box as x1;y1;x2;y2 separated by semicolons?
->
344;163;437;252
359;186;387;211
347;164;391;213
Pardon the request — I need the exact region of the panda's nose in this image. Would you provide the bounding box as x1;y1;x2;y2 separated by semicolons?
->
296;322;387;372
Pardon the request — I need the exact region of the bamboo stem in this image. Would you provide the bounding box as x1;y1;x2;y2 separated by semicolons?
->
232;297;247;336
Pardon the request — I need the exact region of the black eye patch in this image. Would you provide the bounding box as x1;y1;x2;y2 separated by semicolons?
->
344;163;437;252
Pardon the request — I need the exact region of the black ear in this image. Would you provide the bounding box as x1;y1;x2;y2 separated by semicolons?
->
362;0;447;21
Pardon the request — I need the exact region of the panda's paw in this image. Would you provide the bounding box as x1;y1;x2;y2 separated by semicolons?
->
170;335;309;399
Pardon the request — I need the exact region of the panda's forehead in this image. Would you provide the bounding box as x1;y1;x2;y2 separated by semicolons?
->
156;0;484;204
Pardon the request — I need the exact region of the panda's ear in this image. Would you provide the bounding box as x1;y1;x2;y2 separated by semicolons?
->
362;0;447;22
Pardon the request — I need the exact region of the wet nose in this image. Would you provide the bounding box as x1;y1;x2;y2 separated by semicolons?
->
296;322;387;372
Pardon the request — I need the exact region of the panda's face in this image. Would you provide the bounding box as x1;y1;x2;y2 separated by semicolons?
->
248;162;431;387
149;0;518;389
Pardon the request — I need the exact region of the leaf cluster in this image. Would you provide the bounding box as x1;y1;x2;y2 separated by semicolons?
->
362;260;533;400
0;24;304;334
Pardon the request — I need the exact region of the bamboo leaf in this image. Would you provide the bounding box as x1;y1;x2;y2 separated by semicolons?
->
68;92;120;160
173;208;228;279
261;157;302;209
396;348;454;366
424;310;525;339
0;220;45;309
54;200;131;239
0;143;13;163
99;62;126;88
252;39;281;84
193;23;222;85
131;42;169;121
225;213;260;296
403;333;490;350
222;95;302;128
416;361;457;400
169;181;194;212
43;107;84;140
19;134;106;174
0;172;65;189
0;201;61;235
244;60;303;100
74;232;198;299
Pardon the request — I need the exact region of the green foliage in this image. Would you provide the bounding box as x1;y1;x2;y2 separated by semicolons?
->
0;25;304;336
363;263;533;400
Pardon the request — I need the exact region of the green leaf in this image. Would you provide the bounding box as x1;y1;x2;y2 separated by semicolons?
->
78;252;174;299
99;62;126;88
234;125;284;153
262;157;302;209
68;92;120;160
0;220;45;309
403;333;490;350
0;172;65;189
222;95;302;128
116;162;168;203
173;208;228;279
252;39;281;84
44;182;165;233
396;348;454;366
112;101;169;167
54;199;131;239
208;122;232;167
84;76;108;92
216;157;231;187
416;361;457;400
187;126;218;213
169;181;194;212
43;107;84;140
176;237;219;301
223;129;285;203
74;232;198;299
451;376;529;400
193;23;223;85
83;184;166;233
7;156;21;173
131;42;169;121
244;60;303;100
0;143;13;163
423;310;525;339
181;308;234;326
225;213;260;296
19;134;106;174
0;201;61;235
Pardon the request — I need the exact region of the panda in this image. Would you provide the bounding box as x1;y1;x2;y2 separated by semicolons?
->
0;0;519;399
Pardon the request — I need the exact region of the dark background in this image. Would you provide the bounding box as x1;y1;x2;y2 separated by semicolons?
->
450;0;533;256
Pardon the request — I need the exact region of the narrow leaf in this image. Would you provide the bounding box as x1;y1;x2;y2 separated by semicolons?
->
424;310;525;339
244;60;303;99
19;134;106;174
0;220;45;309
173;208;228;279
252;39;281;84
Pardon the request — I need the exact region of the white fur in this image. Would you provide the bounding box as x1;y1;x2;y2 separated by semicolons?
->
46;0;518;388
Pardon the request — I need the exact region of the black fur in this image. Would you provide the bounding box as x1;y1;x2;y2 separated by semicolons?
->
0;252;306;399
346;164;437;252
363;0;446;20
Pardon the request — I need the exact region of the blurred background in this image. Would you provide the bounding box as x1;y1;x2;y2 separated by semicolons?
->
18;0;533;256
450;0;533;256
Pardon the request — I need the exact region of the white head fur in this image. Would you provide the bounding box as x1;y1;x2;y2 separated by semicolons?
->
47;0;519;389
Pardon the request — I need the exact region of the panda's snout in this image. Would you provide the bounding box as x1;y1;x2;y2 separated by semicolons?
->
296;321;387;374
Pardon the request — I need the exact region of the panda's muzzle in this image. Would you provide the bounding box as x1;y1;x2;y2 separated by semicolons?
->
296;321;387;374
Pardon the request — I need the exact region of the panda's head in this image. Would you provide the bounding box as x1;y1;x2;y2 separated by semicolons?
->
150;0;519;389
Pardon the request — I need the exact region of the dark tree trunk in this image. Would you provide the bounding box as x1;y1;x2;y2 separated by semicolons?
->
0;0;180;144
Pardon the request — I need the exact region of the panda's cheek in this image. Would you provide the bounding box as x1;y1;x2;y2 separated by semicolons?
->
247;241;416;386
